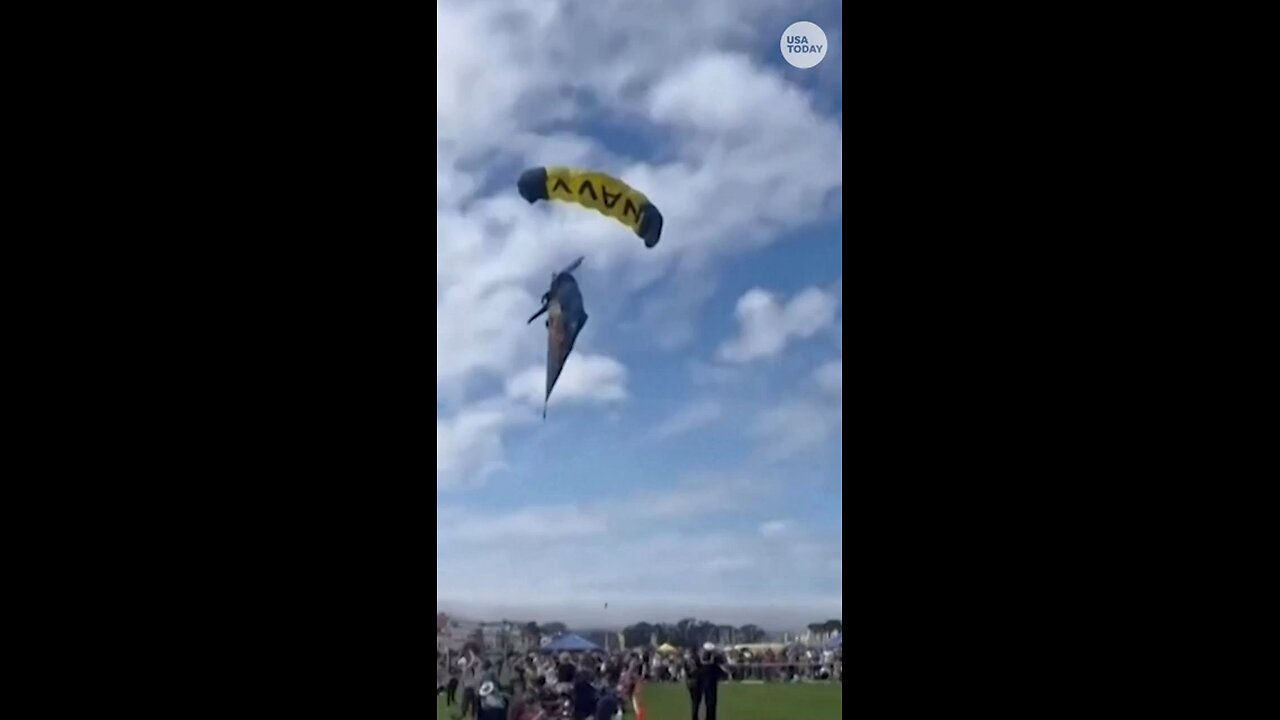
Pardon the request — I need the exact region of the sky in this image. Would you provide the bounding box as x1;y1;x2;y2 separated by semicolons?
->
437;0;842;632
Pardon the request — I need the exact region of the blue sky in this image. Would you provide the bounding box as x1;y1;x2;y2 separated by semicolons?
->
437;0;842;631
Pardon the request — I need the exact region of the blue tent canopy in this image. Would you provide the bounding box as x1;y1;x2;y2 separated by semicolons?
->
541;633;600;653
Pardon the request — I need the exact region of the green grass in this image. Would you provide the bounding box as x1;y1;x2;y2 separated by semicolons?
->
436;682;841;720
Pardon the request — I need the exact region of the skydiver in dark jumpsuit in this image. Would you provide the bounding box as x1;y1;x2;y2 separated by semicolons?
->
527;256;586;330
528;256;588;419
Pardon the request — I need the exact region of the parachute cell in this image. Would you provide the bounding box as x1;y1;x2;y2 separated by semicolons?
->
517;166;664;248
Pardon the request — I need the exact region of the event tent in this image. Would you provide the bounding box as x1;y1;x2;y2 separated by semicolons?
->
541;633;600;653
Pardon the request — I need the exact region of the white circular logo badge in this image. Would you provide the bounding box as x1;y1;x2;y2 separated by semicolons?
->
780;21;828;69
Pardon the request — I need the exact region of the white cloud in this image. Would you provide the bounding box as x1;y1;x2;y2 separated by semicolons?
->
437;406;518;490
759;520;788;537
688;361;746;387
437;502;840;628
504;353;628;410
750;399;841;462
814;360;842;397
439;503;608;544
718;287;840;363
634;485;733;519
652;399;723;439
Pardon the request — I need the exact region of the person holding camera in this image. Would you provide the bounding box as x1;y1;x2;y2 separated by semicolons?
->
697;643;728;720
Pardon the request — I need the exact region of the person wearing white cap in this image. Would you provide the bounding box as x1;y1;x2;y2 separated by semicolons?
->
459;656;481;720
476;681;509;720
697;642;728;720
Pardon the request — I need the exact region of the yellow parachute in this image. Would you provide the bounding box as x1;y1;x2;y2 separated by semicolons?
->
517;166;664;248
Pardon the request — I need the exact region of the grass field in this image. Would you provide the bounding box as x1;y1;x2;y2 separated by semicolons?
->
436;682;841;720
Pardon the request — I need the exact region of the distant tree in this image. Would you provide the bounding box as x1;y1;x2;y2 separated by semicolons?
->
622;622;655;649
806;620;842;638
693;620;716;647
615;619;773;648
676;618;700;647
542;621;568;637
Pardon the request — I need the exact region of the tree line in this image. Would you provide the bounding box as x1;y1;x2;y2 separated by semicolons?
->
805;619;842;636
449;618;841;653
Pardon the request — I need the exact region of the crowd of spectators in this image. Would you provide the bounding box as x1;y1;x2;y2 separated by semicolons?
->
436;643;841;720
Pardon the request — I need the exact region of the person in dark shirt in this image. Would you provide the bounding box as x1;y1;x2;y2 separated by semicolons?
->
557;653;578;684
697;644;728;720
593;688;620;720
571;668;598;720
682;650;703;720
476;681;508;720
604;658;622;690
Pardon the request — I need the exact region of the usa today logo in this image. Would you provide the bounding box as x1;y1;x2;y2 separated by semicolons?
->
780;21;828;69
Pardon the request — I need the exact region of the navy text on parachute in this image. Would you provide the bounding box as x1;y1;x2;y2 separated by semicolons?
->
517;166;664;248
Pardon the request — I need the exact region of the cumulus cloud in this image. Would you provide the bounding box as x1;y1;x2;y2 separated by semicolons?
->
719;287;840;363
437;406;517;490
652;399;723;439
439;503;608;543
437;501;840;627
814;360;842;397
759;520;788;537
504;353;628;410
750;399;841;462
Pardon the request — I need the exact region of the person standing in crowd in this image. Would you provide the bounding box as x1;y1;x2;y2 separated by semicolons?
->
571;667;598;720
458;657;481;720
557;652;577;686
505;653;524;697
453;661;468;702
592;685;621;720
513;688;547;720
682;649;703;720
697;643;729;720
621;658;645;720
476;681;509;720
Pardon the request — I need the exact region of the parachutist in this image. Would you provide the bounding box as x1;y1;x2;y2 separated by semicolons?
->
530;256;588;418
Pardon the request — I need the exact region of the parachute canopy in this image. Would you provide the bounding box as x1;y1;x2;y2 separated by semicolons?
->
517;166;664;248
